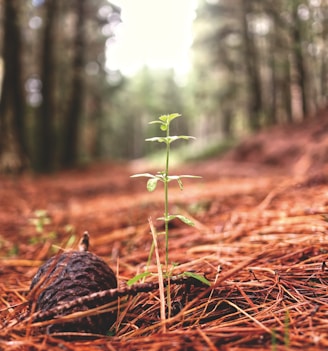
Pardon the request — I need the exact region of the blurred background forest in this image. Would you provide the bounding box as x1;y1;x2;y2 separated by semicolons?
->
0;0;327;173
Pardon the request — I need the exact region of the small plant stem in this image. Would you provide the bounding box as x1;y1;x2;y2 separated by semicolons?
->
284;309;290;347
271;329;277;351
164;123;170;272
164;122;172;319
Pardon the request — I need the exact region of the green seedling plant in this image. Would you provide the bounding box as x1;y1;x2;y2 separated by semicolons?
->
131;113;210;322
29;210;76;252
271;309;290;350
29;209;57;245
29;210;51;234
131;113;200;270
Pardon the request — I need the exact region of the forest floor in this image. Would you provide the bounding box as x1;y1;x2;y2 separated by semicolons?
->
1;109;328;350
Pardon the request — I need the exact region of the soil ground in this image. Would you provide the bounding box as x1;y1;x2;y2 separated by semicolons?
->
1;109;328;350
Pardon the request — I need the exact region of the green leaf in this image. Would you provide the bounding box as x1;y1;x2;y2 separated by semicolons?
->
159;113;181;123
167;175;201;184
168;113;182;121
127;271;152;286
176;135;196;140
34;209;49;218
158;115;168;122
159;214;194;226
179;175;202;179
174;214;195;226
145;137;169;143
147;178;158;192
166;136;179;143
131;173;156;178
183;271;211;286
167;135;196;144
145;136;196;144
166;175;179;180
64;234;76;248
148;120;163;125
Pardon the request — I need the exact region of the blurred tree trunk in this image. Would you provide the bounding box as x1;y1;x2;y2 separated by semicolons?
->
267;0;293;124
61;0;86;168
267;2;279;126
320;14;328;105
268;43;277;126
291;0;309;119
218;39;236;137
321;53;327;105
222;109;233;136
282;59;293;123
36;0;57;172
0;0;28;172
241;0;262;131
85;92;103;159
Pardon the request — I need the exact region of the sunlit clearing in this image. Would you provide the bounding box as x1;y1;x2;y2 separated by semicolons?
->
106;0;197;76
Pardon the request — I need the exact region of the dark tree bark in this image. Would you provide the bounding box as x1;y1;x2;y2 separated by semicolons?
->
241;0;263;131
61;0;86;168
0;0;28;172
267;15;278;126
291;0;309;119
282;60;293;123
36;0;57;172
267;0;293;125
320;14;328;105
222;109;233;136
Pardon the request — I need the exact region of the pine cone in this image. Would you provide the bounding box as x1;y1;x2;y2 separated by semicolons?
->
29;250;117;335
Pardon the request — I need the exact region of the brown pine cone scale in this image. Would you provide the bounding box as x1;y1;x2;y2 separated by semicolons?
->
29;250;117;335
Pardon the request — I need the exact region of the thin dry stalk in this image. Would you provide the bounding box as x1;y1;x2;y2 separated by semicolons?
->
148;217;166;332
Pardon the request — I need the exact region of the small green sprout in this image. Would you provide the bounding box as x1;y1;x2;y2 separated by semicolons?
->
131;114;210;320
29;209;51;234
131;113;201;270
28;209;57;246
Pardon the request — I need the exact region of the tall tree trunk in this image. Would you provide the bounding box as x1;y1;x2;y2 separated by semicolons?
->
241;0;262;131
222;109;233;137
320;15;328;106
282;59;293;123
36;0;57;172
61;0;86;168
0;0;28;172
268;38;277;126
291;1;309;119
268;0;293;124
